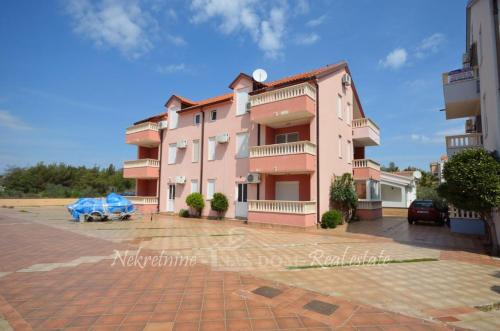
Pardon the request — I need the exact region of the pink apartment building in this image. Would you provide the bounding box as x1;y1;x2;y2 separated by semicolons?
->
124;61;382;227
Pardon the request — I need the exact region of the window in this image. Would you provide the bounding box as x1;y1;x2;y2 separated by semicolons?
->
236;132;249;158
346;103;351;125
208;137;216;161
191;180;199;193
236;87;250;115
338;135;342;158
169;106;179;129
237;183;247;202
347;140;352;163
168;143;177;164
192;139;200;162
210;110;217;121
194;113;201;125
337;94;343;119
275;132;299;144
207;179;215;199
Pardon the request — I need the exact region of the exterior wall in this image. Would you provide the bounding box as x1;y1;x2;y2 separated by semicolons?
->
136;179;157;196
353;167;381;180
247;212;317;227
317;69;354;219
135;204;158;213
123;166;159;179
356;208;382;220
249;153;316;174
250;95;315;124
262;174;311;201
125;130;160;146
470;0;500;153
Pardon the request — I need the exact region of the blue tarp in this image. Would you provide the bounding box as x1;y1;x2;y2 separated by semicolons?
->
67;193;135;221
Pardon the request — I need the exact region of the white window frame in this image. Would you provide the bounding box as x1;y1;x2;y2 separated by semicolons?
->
208;137;216;161
338;135;342;158
210;110;217;122
168;143;177;164
275;132;299;144
236;132;249;158
192;139;200;163
207;179;215;200
337;94;343;120
236;87;250;116
191;179;199;194
194;113;201;126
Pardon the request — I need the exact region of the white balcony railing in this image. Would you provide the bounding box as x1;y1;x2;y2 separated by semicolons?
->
446;133;483;151
449;206;482;219
123;159;160;168
352;118;380;134
357;199;382;210
248;200;316;214
353;159;380;171
128;196;158;205
250;141;316;158
126;122;159;135
249;82;316;107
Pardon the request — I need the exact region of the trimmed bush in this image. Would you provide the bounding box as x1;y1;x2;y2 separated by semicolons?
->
179;209;189;218
211;192;229;219
186;193;205;217
321;210;342;229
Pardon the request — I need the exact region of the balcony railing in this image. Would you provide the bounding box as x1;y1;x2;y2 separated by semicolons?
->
352;118;380;133
250;141;316;158
357;199;382;210
126;122;159;135
128;196;158;205
353;159;380;171
248;200;316;214
123;159;160;168
446;133;483;157
449;205;482;219
249;82;316;107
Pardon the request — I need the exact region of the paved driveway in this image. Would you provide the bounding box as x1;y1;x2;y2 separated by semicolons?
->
0;206;498;330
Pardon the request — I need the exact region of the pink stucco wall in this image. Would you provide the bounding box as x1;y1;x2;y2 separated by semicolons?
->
353;167;381;180
249;153;316;174
123;167;159;179
248;211;317;227
126;130;160;146
356;208;382;220
135;204;158;214
250;94;316;124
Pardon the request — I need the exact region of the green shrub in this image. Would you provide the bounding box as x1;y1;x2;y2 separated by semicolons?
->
330;173;358;224
179;209;189;218
321;210;342;229
210;192;229;219
186;193;205;217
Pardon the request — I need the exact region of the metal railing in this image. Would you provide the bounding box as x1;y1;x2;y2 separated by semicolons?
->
126;122;159;135
352;159;380;171
123;159;160;168
249;82;317;107
250;141;316;158
248;200;316;214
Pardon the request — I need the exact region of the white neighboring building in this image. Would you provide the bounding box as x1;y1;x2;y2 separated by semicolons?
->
380;172;417;208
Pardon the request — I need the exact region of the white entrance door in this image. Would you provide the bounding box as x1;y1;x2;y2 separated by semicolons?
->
167;184;175;212
276;181;299;201
235;183;248;219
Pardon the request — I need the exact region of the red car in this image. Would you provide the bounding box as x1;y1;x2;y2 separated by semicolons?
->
408;200;446;225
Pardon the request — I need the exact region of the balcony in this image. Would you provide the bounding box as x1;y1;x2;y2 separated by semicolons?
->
442;69;480;120
249;141;316;174
128;196;158;213
123;159;160;179
446;133;483;157
352;118;380;146
126;122;160;147
248;200;317;227
249;83;316;127
353;159;380;180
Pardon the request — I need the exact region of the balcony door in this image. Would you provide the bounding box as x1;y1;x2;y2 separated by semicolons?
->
167;184;175;212
276;181;299;201
235;183;248;219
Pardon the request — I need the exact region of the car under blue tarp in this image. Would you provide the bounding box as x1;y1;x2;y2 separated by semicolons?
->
67;193;135;221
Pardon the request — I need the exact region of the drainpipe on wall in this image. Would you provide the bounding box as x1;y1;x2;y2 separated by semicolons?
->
157;125;164;213
199;108;205;194
257;124;261;200
314;79;320;227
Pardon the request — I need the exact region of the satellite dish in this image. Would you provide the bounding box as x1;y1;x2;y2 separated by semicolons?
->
413;170;422;179
252;68;268;83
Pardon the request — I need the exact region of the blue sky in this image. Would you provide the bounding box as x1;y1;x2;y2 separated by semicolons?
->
0;0;468;172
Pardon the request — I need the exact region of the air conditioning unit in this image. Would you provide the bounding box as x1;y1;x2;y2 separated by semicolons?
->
158;120;168;129
246;173;260;183
175;176;186;184
216;133;230;143
342;73;352;86
176;139;187;148
246;101;251;112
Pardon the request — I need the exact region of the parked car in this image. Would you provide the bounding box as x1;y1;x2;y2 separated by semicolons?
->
408;199;447;226
67;193;135;222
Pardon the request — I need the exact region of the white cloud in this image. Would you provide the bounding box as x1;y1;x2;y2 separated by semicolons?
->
189;0;293;58
294;0;310;15
166;34;187;46
64;0;156;59
294;33;320;45
416;33;446;58
379;48;408;70
306;14;326;27
0;111;32;131
156;63;188;74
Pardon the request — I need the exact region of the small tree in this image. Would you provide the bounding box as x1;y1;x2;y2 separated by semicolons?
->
186;193;205;217
210;192;229;219
437;149;500;255
330;173;358;224
321;210;342;229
